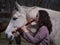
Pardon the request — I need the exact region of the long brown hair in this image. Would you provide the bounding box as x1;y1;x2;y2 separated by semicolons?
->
35;10;52;34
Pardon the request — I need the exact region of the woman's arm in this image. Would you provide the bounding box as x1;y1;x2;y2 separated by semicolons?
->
21;26;48;43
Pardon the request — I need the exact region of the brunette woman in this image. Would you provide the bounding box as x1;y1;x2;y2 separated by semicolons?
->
21;10;52;45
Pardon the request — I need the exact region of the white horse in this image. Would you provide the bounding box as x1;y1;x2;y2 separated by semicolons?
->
17;3;60;45
5;2;60;45
5;2;38;42
4;2;36;45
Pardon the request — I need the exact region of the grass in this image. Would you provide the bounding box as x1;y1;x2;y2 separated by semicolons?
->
0;33;33;45
0;33;6;40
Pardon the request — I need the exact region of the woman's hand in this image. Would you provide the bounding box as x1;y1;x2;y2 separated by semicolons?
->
21;26;29;32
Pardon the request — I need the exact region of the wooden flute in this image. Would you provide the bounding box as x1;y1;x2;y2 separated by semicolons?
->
12;19;35;34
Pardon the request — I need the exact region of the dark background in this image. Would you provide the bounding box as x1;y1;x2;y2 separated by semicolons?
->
17;0;60;11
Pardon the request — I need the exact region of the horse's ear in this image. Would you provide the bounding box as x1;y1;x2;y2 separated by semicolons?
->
16;2;25;13
16;2;21;9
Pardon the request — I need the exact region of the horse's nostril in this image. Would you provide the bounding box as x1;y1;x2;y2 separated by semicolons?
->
7;36;13;42
5;34;8;39
13;17;17;20
9;36;13;40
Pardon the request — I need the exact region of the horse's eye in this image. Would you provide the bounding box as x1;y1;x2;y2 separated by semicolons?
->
13;17;17;20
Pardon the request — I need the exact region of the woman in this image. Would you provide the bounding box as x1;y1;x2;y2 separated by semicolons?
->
21;10;52;45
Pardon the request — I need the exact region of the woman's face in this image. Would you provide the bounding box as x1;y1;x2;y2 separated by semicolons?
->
35;13;39;23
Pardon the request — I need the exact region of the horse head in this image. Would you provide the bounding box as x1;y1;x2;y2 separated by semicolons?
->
5;10;27;41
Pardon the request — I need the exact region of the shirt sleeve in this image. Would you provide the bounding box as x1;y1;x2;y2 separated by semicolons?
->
23;26;48;43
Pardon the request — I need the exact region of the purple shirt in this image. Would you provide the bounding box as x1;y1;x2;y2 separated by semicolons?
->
23;26;50;45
